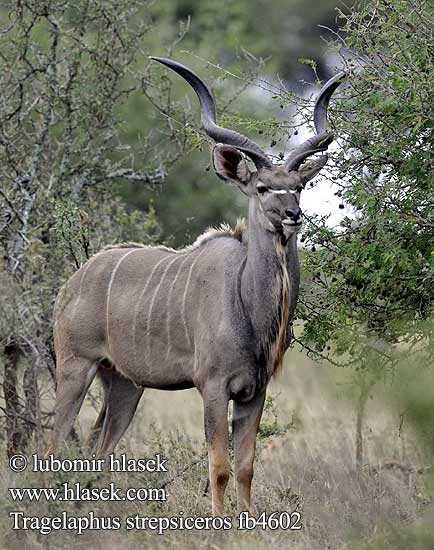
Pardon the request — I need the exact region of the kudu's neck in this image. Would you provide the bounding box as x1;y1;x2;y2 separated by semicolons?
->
240;199;300;378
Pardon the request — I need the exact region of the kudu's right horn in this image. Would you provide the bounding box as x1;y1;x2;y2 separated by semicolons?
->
285;71;346;172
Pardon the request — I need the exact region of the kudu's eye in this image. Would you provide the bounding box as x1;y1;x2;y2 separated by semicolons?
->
256;184;269;195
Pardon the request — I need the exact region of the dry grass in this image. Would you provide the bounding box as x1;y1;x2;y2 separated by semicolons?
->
1;350;433;549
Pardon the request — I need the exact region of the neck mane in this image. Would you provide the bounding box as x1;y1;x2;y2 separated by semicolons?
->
240;199;299;380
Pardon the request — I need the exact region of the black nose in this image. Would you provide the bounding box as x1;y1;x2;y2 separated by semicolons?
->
285;208;302;221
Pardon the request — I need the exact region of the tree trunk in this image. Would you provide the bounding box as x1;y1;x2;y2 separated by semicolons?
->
3;342;22;457
22;361;40;448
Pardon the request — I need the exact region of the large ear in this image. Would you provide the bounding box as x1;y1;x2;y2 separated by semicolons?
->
212;144;254;195
297;155;328;185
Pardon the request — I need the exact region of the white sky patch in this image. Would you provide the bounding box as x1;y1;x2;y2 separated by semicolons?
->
302;177;345;226
299;142;349;228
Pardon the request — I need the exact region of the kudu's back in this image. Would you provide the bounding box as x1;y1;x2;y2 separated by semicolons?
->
54;230;245;390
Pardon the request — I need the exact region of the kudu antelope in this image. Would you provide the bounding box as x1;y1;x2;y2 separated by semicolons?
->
49;57;345;514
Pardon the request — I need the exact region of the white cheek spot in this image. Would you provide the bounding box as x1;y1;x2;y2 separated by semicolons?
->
289;189;299;195
270;189;287;195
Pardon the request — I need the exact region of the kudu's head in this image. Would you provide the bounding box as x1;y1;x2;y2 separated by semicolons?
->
151;57;345;237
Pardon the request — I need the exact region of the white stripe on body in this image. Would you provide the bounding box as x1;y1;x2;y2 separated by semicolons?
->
106;249;141;355
132;254;174;369
164;254;192;361
181;245;208;349
145;256;180;369
70;254;99;323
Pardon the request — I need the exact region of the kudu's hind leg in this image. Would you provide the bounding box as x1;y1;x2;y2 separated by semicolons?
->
87;367;112;451
203;389;230;516
94;369;143;457
232;391;266;512
47;357;98;456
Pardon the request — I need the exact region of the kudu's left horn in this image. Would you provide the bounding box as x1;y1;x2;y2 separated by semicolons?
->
150;56;272;170
285;71;346;172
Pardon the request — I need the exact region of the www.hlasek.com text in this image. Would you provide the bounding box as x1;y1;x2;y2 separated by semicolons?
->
9;481;166;503
9;511;302;535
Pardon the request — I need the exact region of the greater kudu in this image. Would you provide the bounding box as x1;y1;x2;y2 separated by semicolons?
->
49;58;345;515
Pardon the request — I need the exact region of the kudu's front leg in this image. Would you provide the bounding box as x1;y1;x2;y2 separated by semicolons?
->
232;391;266;513
203;387;230;516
